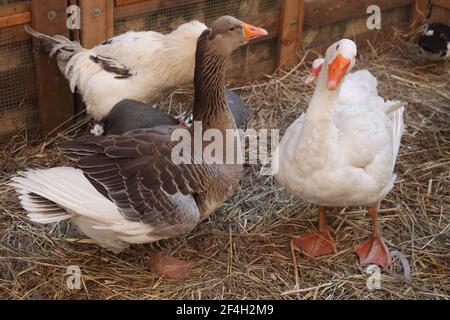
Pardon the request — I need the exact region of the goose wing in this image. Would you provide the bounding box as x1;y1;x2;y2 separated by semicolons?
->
91;31;166;72
59;129;218;229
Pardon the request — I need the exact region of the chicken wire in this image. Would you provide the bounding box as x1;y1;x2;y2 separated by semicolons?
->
114;0;281;79
0;24;38;140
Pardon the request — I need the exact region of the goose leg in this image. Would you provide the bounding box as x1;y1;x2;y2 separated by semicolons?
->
292;206;337;258
354;206;392;268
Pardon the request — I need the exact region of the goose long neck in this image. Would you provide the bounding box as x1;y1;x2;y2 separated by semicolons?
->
307;64;340;124
192;34;231;131
298;63;341;165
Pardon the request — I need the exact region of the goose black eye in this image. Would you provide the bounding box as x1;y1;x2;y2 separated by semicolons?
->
336;44;340;50
229;27;235;31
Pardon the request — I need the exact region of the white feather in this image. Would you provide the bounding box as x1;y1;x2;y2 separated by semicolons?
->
57;21;207;119
9;167;158;253
275;42;405;208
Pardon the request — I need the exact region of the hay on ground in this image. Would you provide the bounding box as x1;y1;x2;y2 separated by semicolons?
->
0;33;449;300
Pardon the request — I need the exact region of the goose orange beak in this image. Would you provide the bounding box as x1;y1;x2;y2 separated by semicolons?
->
242;22;268;42
327;54;351;90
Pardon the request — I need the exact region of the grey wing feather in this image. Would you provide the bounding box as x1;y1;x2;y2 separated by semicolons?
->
58;131;218;233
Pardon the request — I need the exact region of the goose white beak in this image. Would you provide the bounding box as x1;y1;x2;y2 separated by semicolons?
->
327;54;351;90
242;22;268;42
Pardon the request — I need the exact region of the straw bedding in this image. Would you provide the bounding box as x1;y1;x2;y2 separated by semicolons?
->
0;33;448;299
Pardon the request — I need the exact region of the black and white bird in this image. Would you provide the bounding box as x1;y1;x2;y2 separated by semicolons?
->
25;21;207;119
418;22;450;60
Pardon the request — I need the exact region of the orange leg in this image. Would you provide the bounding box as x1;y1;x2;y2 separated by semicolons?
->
149;250;191;280
354;206;392;268
292;206;337;258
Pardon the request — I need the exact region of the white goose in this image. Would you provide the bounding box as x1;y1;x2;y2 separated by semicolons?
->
26;21;207;119
273;39;405;267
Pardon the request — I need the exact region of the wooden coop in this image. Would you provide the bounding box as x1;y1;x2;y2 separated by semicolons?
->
0;0;446;140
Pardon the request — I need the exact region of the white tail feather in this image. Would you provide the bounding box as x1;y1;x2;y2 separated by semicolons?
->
9;167;157;253
9;167;122;224
389;104;405;169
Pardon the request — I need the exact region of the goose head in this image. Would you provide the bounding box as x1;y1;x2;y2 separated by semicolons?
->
324;39;357;90
204;16;268;56
304;58;325;84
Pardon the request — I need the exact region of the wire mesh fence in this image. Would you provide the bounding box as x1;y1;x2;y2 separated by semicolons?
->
0;23;38;140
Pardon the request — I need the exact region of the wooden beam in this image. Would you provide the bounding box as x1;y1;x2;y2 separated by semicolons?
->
114;0;203;19
429;3;450;24
302;4;411;49
0;1;30;17
0;12;30;29
410;0;430;26
0;1;31;29
278;0;304;69
431;0;450;10
31;0;74;136
115;0;145;6
304;0;411;27
80;0;113;48
115;0;202;7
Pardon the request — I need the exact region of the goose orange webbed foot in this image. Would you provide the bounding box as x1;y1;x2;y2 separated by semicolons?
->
292;229;337;258
149;250;192;280
354;236;391;268
293;206;337;258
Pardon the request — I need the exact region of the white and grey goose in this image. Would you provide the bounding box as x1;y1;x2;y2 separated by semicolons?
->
11;16;268;254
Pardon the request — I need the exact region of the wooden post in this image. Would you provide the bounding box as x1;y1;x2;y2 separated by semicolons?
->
79;0;113;48
31;0;74;136
410;0;430;27
278;0;305;69
0;2;31;29
429;0;450;25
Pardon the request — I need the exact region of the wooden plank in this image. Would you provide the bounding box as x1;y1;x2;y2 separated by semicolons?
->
31;0;74;136
304;0;412;27
114;0;203;19
429;5;450;24
410;0;430;26
115;0;145;6
431;0;450;10
115;0;202;8
0;1;30;18
302;5;411;49
278;0;304;68
80;0;114;48
0;12;30;29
